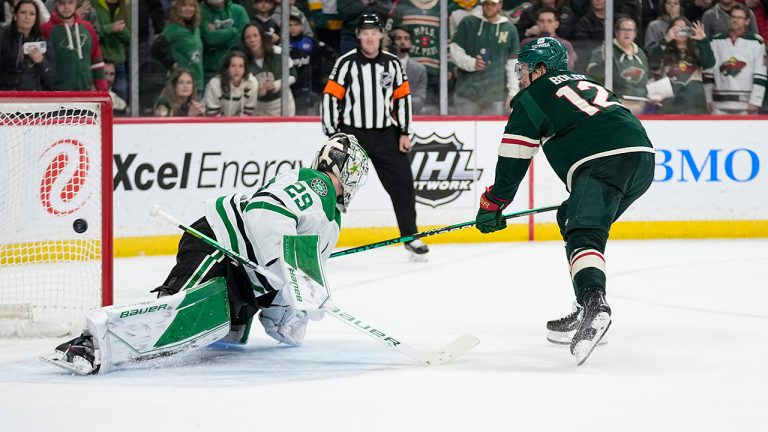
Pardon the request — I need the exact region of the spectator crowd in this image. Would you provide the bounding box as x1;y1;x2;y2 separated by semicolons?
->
1;0;766;115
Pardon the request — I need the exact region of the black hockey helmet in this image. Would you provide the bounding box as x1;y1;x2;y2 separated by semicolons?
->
357;13;383;32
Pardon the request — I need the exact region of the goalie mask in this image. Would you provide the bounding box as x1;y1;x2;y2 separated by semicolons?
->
312;133;370;213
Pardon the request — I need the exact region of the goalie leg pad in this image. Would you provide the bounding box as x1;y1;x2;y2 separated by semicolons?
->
86;277;231;373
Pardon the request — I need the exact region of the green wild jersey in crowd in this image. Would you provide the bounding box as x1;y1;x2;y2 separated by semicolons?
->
204;168;341;297
492;69;655;200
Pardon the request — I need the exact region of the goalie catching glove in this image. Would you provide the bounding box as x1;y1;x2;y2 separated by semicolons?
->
258;305;310;346
258;284;326;347
258;305;324;346
476;187;510;233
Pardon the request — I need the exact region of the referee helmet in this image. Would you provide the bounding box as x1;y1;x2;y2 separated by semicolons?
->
357;13;383;32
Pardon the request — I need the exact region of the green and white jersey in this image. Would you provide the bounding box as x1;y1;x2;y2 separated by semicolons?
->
398;0;440;74
703;32;767;112
492;70;654;199
204;168;340;297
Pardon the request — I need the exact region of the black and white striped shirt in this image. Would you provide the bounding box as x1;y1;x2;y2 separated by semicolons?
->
321;49;412;135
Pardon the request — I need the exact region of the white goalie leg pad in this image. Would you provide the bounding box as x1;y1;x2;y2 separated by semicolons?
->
86;277;231;373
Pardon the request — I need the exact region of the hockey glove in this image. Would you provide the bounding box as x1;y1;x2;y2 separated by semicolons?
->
476;187;510;234
259;305;310;346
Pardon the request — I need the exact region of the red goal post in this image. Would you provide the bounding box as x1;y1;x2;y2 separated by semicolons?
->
0;91;113;337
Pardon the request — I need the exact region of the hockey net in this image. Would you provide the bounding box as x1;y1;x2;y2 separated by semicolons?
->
0;92;113;337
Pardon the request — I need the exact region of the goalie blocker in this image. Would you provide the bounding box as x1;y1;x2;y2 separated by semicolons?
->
41;234;331;375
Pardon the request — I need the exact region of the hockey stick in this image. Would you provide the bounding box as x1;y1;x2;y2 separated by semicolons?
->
330;205;560;258
150;205;479;365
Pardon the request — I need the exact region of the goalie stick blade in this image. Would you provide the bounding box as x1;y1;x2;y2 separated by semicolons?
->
39;354;94;376
420;333;480;365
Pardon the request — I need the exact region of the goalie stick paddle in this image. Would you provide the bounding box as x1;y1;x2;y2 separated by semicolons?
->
150;205;479;366
330;205;560;258
327;306;479;366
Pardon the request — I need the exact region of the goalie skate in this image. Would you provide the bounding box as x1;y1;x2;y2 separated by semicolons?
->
39;335;99;375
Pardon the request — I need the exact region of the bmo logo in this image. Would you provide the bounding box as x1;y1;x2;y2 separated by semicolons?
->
39;139;92;215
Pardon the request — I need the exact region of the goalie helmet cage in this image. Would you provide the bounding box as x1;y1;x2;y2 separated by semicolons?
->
0;92;113;337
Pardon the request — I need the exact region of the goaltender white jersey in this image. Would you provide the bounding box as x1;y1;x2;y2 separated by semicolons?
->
703;33;767;112
204;168;341;296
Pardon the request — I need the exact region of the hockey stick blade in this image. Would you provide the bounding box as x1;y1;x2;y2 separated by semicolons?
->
419;333;480;365
327;306;479;366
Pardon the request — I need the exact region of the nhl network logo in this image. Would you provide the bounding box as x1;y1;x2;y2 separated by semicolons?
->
409;133;482;208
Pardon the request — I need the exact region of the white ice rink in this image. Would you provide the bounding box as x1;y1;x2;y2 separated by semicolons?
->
1;239;766;432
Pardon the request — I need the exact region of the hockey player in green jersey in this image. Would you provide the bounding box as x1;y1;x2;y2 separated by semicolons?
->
42;134;370;375
475;37;655;365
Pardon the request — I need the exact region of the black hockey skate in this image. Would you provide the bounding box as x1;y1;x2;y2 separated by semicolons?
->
546;303;582;345
547;302;609;345
404;239;429;262
150;285;176;298
570;290;612;366
40;334;99;375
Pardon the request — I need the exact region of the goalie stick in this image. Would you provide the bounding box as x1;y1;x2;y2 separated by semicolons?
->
330;205;560;258
150;205;479;365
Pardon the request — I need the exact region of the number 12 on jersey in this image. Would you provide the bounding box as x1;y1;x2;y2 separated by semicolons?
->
556;81;623;116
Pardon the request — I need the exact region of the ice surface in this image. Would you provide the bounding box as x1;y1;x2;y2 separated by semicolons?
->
1;239;766;432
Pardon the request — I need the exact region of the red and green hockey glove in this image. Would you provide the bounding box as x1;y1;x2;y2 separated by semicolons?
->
476;187;510;234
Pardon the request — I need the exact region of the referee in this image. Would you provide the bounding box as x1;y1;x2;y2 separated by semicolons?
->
321;13;428;261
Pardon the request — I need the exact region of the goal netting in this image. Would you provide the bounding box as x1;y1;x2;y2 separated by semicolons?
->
0;92;112;337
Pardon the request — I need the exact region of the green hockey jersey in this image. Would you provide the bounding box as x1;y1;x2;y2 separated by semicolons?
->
492;70;654;199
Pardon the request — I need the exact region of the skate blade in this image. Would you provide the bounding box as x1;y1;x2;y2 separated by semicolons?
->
39;354;94;375
547;329;575;345
408;252;429;263
547;329;608;345
572;313;611;366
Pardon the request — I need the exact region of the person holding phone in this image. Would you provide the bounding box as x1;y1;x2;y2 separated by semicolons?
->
0;0;55;90
644;0;684;52
648;18;714;113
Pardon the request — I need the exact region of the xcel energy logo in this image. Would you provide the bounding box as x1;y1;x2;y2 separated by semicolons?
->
39;139;92;215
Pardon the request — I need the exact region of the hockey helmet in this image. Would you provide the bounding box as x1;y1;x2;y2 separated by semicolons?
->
312;133;370;213
357;13;383;32
516;37;568;79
